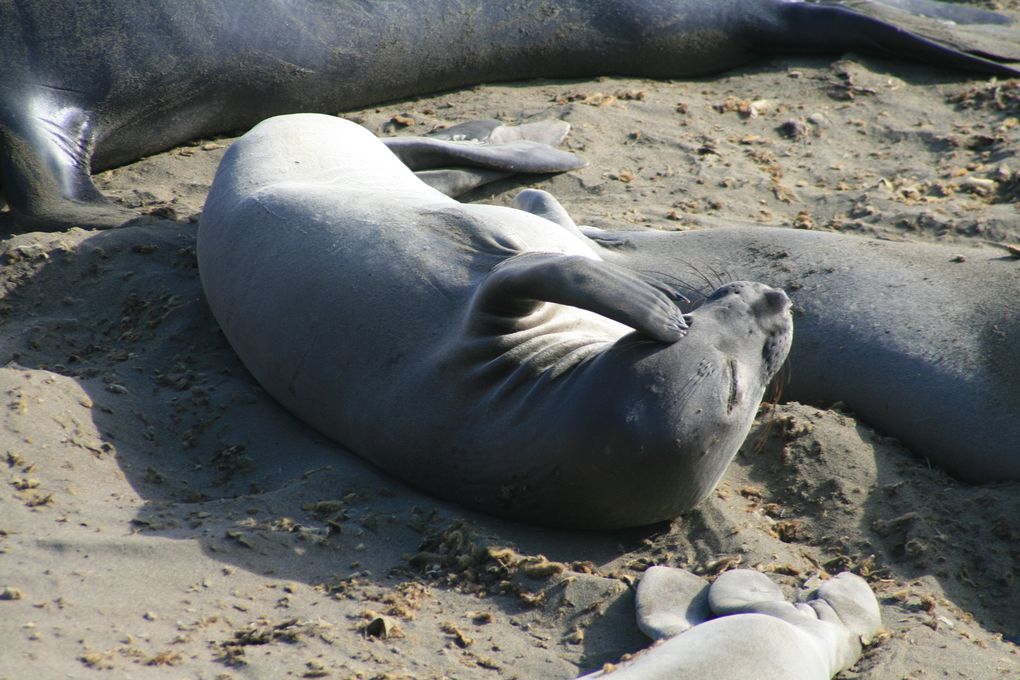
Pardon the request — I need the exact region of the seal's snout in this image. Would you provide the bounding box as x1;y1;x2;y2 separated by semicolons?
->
754;286;793;380
704;281;791;321
748;285;790;318
763;289;789;313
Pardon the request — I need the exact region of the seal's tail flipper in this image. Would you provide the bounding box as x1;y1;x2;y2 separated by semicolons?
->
865;0;1010;26
776;0;1020;76
382;120;585;197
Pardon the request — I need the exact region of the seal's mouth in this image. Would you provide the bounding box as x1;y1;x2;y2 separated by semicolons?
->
726;358;740;414
762;319;794;380
753;287;793;380
753;288;791;316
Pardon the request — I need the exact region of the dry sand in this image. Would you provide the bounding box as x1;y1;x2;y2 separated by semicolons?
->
2;40;1019;680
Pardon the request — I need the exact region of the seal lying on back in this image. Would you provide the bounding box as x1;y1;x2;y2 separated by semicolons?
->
198;114;793;529
514;190;1020;483
4;0;1019;230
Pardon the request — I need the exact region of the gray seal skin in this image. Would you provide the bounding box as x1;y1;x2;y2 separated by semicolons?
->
515;191;1020;483
198;114;793;529
3;0;1020;230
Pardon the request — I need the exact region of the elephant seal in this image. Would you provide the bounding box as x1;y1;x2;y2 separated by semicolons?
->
513;190;1020;483
584;567;881;680
197;113;793;529
3;0;1019;230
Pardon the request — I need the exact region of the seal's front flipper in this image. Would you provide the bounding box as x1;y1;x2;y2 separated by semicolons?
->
511;188;587;237
577;225;636;251
383;120;585;197
471;252;687;343
776;0;1020;76
509;190;695;307
0;96;135;232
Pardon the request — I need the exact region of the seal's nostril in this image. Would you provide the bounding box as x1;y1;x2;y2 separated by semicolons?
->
764;290;788;312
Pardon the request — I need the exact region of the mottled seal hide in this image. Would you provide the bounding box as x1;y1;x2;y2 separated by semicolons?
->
3;0;1018;229
198;114;793;529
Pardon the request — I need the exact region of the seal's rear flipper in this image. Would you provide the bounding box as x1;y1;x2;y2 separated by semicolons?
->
581;569;878;679
635;566;712;640
429;119;572;147
384;137;584;177
774;0;1020;76
383;120;584;197
425;119;505;143
0;98;135;232
410;167;514;198
799;573;882;647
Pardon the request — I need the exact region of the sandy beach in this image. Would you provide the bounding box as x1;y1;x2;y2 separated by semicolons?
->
2;24;1019;680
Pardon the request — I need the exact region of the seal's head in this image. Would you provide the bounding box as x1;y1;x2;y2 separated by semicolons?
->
699;280;793;388
543;279;793;529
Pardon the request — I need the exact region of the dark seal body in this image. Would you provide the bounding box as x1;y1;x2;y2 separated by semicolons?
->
2;0;1019;228
198;114;793;529
574;224;1020;483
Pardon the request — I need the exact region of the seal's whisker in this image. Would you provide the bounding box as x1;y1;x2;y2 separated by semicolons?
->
636;268;702;299
635;266;724;310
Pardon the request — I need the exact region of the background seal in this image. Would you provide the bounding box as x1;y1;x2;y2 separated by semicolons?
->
1;0;1017;230
514;189;1020;482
